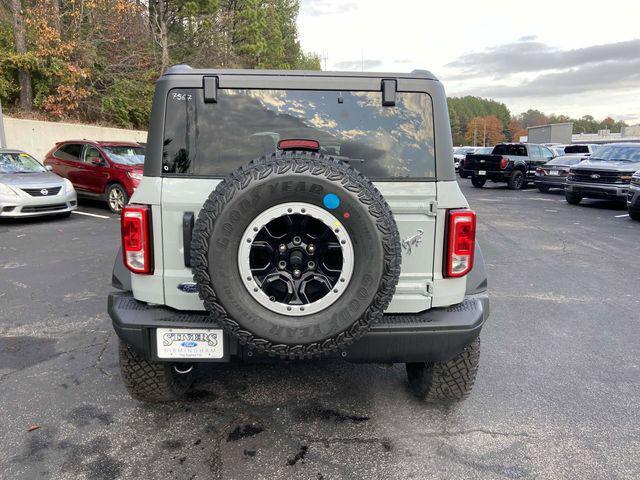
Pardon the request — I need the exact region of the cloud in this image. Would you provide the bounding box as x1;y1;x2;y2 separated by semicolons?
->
518;35;537;42
446;38;640;76
300;0;357;16
333;59;382;71
456;58;640;98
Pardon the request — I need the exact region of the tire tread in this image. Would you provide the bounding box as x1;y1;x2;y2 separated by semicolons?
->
190;151;402;359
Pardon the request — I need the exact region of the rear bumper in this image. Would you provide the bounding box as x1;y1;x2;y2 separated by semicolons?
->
534;176;567;188
108;291;489;364
464;170;509;182
565;181;630;200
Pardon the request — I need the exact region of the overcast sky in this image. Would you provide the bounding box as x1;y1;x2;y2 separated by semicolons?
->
298;0;640;124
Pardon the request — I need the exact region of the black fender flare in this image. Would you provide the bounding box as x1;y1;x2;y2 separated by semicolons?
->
465;243;488;295
112;247;132;291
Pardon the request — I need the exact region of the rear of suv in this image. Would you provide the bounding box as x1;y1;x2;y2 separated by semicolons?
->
44;141;145;213
109;67;490;403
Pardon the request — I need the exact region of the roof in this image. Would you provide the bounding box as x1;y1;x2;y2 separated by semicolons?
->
601;142;640;147
0;148;25;154
162;65;438;81
55;140;141;147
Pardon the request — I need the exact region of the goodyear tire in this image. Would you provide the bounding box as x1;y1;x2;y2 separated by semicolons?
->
191;151;401;359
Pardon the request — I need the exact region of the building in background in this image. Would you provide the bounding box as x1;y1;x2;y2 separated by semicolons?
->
527;123;573;144
521;123;640;144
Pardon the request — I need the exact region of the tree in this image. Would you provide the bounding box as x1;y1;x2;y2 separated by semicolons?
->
9;0;31;109
464;115;505;146
517;109;549;128
448;96;511;145
508;118;527;142
149;0;171;72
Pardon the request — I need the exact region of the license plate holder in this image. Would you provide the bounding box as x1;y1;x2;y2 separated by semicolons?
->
549;170;559;176
478;170;486;175
156;328;224;359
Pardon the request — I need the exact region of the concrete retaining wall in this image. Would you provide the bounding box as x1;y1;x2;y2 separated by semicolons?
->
3;116;147;161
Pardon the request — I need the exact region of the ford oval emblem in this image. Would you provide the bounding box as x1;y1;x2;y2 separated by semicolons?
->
180;341;198;348
590;173;600;179
178;282;199;293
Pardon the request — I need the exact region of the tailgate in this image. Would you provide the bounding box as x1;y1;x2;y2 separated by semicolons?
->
160;178;436;313
465;154;503;171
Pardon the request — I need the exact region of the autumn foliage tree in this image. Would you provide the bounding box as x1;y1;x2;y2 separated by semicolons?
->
508;118;528;142
0;0;320;128
464;115;505;146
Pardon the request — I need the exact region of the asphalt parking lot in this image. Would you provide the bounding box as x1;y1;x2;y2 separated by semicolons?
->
1;182;639;480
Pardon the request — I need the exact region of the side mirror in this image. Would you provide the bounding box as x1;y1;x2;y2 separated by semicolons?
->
45;165;53;171
90;157;103;166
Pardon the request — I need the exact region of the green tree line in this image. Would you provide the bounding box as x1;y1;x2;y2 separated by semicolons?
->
448;96;628;146
0;0;320;129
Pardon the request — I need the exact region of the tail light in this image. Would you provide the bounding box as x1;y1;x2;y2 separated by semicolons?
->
444;209;476;278
122;204;153;274
278;139;320;151
500;157;509;169
536;167;544;174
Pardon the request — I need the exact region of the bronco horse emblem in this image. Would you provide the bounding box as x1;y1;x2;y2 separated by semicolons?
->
401;229;424;255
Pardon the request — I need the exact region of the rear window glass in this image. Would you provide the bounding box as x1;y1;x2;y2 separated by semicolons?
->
492;144;527;156
547;155;583;165
564;145;590;154
162;88;435;179
54;144;83;161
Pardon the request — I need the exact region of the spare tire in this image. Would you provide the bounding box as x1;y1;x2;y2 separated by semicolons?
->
191;151;401;358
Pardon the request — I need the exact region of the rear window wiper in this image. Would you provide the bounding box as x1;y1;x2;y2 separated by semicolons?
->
333;155;365;164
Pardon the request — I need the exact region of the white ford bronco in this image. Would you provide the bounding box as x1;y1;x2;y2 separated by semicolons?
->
109;66;489;403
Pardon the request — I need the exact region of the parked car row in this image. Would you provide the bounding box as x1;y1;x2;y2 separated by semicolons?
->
44;140;145;214
0;149;77;218
457;142;640;221
0;140;145;220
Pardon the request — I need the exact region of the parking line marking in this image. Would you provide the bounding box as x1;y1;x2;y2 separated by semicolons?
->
72;211;111;219
615;214;630;218
526;197;557;202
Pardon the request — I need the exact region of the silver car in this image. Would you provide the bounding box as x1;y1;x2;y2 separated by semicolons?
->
0;149;77;218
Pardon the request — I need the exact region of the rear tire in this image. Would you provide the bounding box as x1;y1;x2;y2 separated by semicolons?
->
459;170;468;179
565;192;582;205
406;337;480;402
507;170;525;190
629;207;640;221
118;341;194;402
471;177;486;188
537;185;551;193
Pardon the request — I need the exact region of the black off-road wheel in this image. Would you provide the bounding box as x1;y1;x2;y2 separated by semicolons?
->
190;151;401;359
628;207;640;221
459;170;469;179
471;177;486;188
565;192;582;205
118;341;194;402
406;337;480;402
507;170;525;190
537;184;551;193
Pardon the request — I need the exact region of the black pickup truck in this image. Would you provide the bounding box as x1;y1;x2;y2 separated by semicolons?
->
463;143;555;190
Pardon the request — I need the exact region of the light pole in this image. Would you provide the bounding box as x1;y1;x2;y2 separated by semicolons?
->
0;99;6;148
483;117;487;147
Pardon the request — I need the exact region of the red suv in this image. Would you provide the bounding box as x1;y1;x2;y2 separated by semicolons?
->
44;141;144;213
